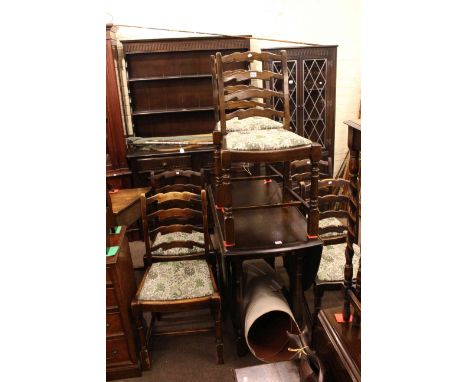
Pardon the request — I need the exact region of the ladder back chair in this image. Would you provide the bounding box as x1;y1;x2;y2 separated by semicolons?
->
291;157;333;195
211;50;322;246
149;168;213;226
132;189;224;369
150;169;205;194
305;178;360;326
140;191;210;266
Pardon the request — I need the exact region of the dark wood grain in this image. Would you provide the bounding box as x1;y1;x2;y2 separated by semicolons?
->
109;187;151;236
121;36;250;186
220;51;282;63
106;24;131;185
106;226;141;380
225;100;267;109
312;306;360;382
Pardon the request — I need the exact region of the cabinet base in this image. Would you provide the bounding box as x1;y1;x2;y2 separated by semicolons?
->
107;362;142;381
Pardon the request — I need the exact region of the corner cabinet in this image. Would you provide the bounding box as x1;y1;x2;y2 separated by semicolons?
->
262;45;337;176
120;36;250;186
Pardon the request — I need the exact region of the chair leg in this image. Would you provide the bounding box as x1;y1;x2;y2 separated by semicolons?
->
131;301;151;370
212;297;224;364
343;244;355;322
221;151;234;246
214;145;223;206
282;161;291;203
312;283;324;330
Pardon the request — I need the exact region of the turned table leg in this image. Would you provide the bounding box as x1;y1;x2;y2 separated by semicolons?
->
231;259;247;356
290;252;304;328
307;154;319;239
221;151;235;246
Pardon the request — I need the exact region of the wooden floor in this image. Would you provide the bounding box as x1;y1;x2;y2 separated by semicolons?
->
113;242;343;382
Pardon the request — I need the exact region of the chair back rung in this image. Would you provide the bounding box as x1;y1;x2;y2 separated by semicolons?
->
225;100;267;110
318;194;350;205
318;178;350;189
224;88;283;102
226;108;284;121
213;49;291;134
223;69;283;82
151;240;205;252
220;50;282;63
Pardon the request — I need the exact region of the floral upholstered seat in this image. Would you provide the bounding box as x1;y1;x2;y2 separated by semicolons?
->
317;243;360;282
138;260;214;301
216;116;283;132
225;129;312;151
319;217;348;238
151;231;205;256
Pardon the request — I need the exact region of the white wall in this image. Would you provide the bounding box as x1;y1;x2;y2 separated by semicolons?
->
106;0;360;174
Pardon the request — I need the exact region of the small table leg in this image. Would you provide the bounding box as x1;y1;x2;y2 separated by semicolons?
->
231;259;248;356
289;252;304;328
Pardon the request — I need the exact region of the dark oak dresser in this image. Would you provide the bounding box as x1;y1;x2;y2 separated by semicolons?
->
120;36;250;186
106;226;141;380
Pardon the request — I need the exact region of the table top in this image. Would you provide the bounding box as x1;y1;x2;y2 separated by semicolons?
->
110;187;151;215
344;119;361;131
319;306;360;373
208;180;321;257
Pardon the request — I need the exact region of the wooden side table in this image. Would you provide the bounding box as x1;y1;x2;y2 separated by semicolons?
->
109;187;151;240
109;187;151;226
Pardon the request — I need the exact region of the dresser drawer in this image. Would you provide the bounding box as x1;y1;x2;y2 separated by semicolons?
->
106;312;124;337
135;155;191;172
106;337;131;365
106;288;118;309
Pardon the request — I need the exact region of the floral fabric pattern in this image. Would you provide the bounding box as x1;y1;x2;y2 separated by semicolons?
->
319;217;348;238
317;243;360;282
216;116;283;132
151;231;205;256
138;260;214;301
226;129;311;151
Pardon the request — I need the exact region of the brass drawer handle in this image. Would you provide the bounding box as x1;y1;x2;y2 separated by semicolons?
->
106;322;110;329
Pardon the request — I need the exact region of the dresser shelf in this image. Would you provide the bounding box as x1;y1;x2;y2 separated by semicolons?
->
121;36;250;186
128;74;212;82
132;106;214;116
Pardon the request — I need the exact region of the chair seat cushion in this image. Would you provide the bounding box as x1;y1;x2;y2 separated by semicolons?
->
317;243;360;282
226;129;312;151
151;231;205;256
319;217;347;238
216;116;283;132
138;260;214;301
